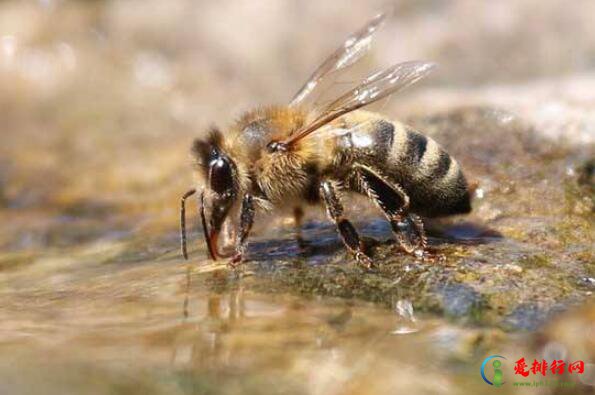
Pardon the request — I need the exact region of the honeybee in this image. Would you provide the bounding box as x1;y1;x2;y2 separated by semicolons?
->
180;10;471;268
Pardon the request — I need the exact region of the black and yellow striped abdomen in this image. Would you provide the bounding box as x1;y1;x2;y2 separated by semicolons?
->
328;111;471;217
386;121;471;217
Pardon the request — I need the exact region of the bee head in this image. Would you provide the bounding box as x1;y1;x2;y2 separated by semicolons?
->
192;127;238;260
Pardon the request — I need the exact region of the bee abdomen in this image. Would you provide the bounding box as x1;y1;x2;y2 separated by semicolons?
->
388;124;471;217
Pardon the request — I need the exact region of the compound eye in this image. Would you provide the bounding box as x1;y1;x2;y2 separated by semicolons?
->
209;157;233;194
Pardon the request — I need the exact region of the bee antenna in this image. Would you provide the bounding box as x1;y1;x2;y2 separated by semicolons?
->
180;188;197;259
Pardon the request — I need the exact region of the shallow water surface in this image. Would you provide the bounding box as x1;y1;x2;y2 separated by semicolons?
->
0;248;506;395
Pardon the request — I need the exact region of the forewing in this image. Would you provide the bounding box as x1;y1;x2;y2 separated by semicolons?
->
283;61;436;146
289;9;391;107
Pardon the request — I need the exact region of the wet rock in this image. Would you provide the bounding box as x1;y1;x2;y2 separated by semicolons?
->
503;304;552;332
434;283;484;319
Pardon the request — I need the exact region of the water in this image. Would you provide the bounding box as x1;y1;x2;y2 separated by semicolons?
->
0;249;494;395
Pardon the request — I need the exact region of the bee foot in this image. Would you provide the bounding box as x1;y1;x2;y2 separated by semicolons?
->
414;248;425;259
227;253;244;269
355;252;374;269
416;249;444;263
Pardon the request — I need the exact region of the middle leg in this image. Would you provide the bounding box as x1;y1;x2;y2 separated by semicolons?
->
292;206;307;249
319;179;372;268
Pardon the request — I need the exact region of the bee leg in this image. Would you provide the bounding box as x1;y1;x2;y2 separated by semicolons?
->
319;180;373;269
354;164;427;256
229;194;255;268
293;206;307;249
391;214;428;257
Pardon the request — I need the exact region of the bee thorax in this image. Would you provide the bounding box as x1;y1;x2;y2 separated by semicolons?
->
255;152;314;203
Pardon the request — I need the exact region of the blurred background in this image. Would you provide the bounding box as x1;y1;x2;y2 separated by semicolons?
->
1;0;594;218
0;1;593;394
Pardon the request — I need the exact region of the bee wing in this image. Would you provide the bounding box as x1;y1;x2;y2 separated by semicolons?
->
289;9;391;107
283;61;436;146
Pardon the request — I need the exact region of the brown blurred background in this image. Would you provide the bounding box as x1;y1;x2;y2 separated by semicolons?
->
1;0;594;220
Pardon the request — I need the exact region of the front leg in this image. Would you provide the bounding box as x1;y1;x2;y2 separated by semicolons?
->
319;180;372;268
229;194;255;267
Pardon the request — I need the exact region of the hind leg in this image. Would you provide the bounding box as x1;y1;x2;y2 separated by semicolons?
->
353;164;427;255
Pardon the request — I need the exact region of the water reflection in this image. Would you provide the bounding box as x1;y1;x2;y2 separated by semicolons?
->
171;271;477;394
